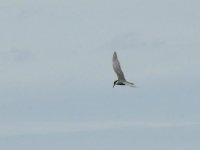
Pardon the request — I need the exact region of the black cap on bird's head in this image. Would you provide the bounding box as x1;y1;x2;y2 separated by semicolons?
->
113;80;118;88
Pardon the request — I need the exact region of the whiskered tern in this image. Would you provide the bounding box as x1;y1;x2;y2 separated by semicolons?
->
112;51;135;87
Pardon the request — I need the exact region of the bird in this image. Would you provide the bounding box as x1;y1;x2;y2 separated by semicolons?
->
112;51;135;88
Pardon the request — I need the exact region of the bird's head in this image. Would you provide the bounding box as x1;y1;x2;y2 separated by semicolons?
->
113;80;118;88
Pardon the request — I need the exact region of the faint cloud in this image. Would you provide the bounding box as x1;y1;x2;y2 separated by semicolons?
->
0;121;199;137
0;48;33;63
107;32;166;50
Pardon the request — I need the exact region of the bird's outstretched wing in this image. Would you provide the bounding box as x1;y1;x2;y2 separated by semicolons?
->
112;52;126;80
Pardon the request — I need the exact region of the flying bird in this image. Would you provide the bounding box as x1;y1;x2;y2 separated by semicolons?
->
112;51;135;88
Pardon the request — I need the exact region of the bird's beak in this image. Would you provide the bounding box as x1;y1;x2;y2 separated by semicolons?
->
113;84;115;88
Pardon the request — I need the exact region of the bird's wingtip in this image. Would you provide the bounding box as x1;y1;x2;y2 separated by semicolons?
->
113;51;117;57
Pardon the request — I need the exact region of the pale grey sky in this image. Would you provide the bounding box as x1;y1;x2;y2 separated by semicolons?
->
0;0;200;150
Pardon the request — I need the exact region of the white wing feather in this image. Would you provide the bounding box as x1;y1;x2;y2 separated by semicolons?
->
112;52;126;81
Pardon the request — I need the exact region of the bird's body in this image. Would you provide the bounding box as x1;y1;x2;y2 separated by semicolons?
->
112;51;135;87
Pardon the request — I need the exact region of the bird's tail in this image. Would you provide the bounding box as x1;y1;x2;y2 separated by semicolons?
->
125;81;136;87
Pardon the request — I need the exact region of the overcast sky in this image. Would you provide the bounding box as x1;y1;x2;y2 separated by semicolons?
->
0;0;200;150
